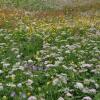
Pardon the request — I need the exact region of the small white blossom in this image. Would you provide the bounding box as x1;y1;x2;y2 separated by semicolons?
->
54;61;61;66
28;59;33;63
82;64;92;68
57;74;67;84
21;93;26;98
58;97;64;100
52;78;60;86
16;54;21;58
28;96;37;100
82;88;96;94
95;83;99;89
82;96;92;100
46;64;54;68
19;66;24;70
11;91;16;97
3;63;10;67
57;57;64;61
0;70;3;74
0;83;3;91
26;79;33;86
89;89;96;94
74;82;84;90
66;92;73;97
84;79;91;85
17;83;22;88
6;83;16;87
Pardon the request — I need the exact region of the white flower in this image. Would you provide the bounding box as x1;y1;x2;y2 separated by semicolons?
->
6;83;16;87
58;74;67;84
0;70;3;74
11;48;19;52
66;92;73;97
62;65;67;69
52;78;60;86
67;45;77;50
14;51;19;54
88;89;96;94
58;97;64;100
74;82;84;90
57;57;64;61
3;63;10;67
46;64;54;68
82;88;96;94
54;61;61;66
84;79;91;85
95;83;99;89
82;96;92;100
19;66;24;70
13;62;20;68
65;50;70;54
28;59;33;63
0;83;3;91
28;96;37;100
21;93;26;98
82;64;92;68
17;83;22;88
44;61;49;65
82;88;89;93
11;91;16;97
16;54;21;58
27;79;33;86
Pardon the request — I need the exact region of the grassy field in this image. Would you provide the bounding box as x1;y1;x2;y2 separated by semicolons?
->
0;0;100;100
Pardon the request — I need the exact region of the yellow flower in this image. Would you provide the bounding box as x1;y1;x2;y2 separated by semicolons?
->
27;92;31;96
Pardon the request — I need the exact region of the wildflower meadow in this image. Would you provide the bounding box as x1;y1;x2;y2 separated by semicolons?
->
0;0;100;100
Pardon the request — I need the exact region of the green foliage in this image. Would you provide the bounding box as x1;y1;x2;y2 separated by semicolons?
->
94;93;100;100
